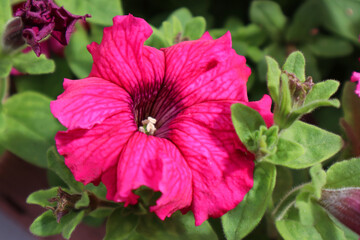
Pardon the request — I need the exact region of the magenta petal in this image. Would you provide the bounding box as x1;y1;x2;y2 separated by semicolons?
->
351;71;360;97
55;114;136;184
167;102;251;225
50;77;132;130
88;15;165;94
110;133;192;219
162;32;251;107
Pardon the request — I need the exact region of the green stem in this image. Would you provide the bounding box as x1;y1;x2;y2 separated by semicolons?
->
271;183;309;221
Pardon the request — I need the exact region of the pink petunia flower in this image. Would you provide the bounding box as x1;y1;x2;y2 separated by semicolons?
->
50;15;273;225
351;71;360;97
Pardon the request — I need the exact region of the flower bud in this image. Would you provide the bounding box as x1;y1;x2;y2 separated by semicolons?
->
319;188;360;235
286;71;314;107
48;187;81;223
1;17;26;52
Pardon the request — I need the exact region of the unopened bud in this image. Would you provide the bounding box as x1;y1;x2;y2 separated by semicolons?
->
319;188;360;235
48;187;81;223
1;17;26;52
286;71;314;106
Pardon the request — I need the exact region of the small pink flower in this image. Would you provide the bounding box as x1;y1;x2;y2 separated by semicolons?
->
351;72;360;97
51;15;273;225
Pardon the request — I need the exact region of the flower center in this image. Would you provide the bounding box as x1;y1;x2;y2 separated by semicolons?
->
139;116;157;135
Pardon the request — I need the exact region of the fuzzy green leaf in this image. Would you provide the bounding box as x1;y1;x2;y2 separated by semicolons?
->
309;164;326;199
0;92;62;167
222;162;276;240
75;193;90;209
47;147;84;192
266;56;281;104
11;52;55;75
27;187;59;207
30;210;64;236
276;219;323;240
325;158;360;189
264;137;304;167
279;121;343;169
231;103;266;146
62;211;85;239
283;51;305;82
305;80;340;104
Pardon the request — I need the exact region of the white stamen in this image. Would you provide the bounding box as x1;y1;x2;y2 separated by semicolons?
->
139;116;157;135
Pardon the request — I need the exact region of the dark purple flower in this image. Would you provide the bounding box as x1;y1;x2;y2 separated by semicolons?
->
14;0;90;56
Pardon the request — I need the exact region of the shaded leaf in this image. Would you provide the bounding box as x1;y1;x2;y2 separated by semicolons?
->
11;51;55;75
222;162;276;240
47;147;84;192
0;92;61;167
283;51;305;82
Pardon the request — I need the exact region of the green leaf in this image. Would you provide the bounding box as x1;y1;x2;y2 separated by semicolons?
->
231;103;266;145
167;8;193;29
15;57;72;99
47;147;84;192
266;56;281;104
85;183;107;199
222;162;276;240
0;55;12;78
264;137;304;167
27;187;59;207
308;36;353;58
65;24;93;78
321;0;360;44
145;26;167;49
286;0;322;42
30;210;84;237
232;24;267;47
11;51;55;75
295;191;315;226
276;219;323;240
283;51;305;82
304;80;340;104
104;208;139;240
0;92;62;167
30;210;64;236
0;0;11;35
309;164;326;199
75;193;90;209
249;0;286;41
273;166;293;204
325;158;360;189
55;0;123;26
62;211;85;239
275;73;292;127
279;121;343;169
184;17;206;40
311;203;347;240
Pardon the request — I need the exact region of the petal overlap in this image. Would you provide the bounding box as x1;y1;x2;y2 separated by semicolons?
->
88;15;165;96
